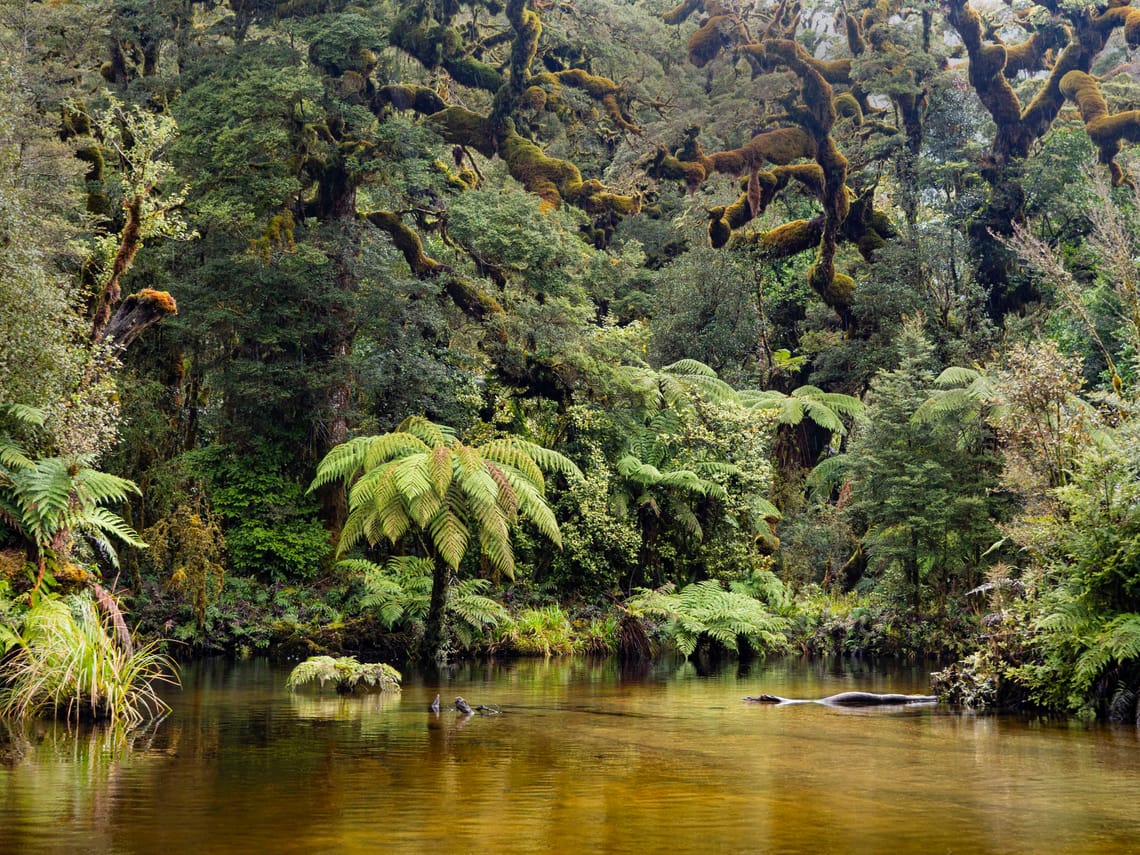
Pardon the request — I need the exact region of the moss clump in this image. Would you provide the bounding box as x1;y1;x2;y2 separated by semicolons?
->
808;263;855;309
501;127;581;209
507;0;542;85
706;127;816;174
833;92;863;124
136;289;178;315
377;84;446;115
688;15;734;68
648;147;707;187
532;68;639;131
500;127;639;214
447;57;506;92
425;106;497;157
75;145;104;182
1061;69;1140;184
522;85;547;111
757;218;822;257
662;0;703;25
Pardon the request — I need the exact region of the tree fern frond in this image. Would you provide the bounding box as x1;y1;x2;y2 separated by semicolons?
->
749;495;782;522
397;415;452;447
83;507;146;549
662;358;719;378
71;467;141;505
671;501;703;540
797;399;845;433
0;403;47;427
428;445;453;498
392;454;434;503
934;366;985;388
428;508;470;570
480;440;545;492
807;453;851;491
308;436;375;490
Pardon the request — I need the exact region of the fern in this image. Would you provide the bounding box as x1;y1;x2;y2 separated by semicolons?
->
806;453;851;492
627;580;787;657
1074;613;1140;687
286;655;401;694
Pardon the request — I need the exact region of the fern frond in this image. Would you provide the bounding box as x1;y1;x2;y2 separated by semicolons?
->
428;508;470;570
806;454;851;492
72;467;141;505
0;403;47;427
83;507;146;549
397;415;452;447
662;358;719;378
480;440;546;492
934;366;984;388
427;445;454;498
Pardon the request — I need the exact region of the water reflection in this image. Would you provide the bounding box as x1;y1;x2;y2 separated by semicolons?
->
1;656;1138;854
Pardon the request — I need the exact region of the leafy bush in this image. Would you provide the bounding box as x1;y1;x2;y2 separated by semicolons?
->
186;444;329;583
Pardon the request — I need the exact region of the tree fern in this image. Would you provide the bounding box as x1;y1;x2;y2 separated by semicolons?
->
0;453;144;589
312;419;580;661
739;385;863;435
627;580;787;657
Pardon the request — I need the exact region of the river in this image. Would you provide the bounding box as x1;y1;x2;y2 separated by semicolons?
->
1;656;1137;853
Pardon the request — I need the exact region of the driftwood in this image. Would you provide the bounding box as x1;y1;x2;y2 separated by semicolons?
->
453;696;502;715
743;692;937;706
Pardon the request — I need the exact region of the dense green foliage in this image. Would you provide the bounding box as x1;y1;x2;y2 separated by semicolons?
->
3;0;1140;719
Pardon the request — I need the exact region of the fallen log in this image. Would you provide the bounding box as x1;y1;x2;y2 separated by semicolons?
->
743;691;936;706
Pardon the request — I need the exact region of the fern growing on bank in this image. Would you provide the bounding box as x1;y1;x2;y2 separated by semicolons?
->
627;580;787;657
344;556;511;651
285;656;401;695
310;416;580;661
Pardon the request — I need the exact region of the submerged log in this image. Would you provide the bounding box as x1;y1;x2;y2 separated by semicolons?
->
454;696;502;715
743;691;937;706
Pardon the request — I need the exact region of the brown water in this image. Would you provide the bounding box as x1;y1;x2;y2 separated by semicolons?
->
1;656;1138;854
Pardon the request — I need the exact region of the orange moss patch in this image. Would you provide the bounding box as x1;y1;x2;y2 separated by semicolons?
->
688;15;735;68
706;127;816;174
756;218;823;256
1062;69;1140;185
500;128;640;214
137;289;178;315
833;92;863;124
662;0;703;25
530;69;640;131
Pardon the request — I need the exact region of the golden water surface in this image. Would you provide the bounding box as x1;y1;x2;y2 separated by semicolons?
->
1;657;1137;854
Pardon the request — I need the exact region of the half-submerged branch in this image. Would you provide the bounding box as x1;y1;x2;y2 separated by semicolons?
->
744;691;936;706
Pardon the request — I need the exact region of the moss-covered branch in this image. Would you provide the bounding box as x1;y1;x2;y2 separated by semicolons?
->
362;210;504;324
1060;70;1140;186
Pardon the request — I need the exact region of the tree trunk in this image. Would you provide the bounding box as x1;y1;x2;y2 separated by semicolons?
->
423;557;451;663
